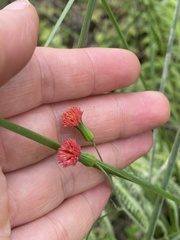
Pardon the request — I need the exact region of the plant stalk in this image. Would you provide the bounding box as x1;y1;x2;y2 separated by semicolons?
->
149;0;180;182
100;0;128;49
77;0;96;48
79;152;180;205
44;0;74;47
145;126;180;240
0;118;60;150
1;118;180;205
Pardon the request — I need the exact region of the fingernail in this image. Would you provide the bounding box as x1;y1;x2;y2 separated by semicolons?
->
3;0;30;11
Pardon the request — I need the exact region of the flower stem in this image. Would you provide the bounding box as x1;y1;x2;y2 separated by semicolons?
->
79;154;180;205
95;163;116;193
100;0;147;90
92;140;104;162
100;0;128;49
0;118;60;150
1;118;179;205
44;0;75;47
77;0;96;48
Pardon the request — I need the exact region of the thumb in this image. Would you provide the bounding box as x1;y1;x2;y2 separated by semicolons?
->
0;168;10;239
0;0;39;86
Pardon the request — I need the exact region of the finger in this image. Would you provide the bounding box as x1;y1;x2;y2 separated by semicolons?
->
0;0;39;86
7;131;152;227
11;182;111;240
1;91;170;172
0;168;10;239
0;48;140;117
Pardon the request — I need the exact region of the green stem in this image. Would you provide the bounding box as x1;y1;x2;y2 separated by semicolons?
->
149;0;180;182
44;0;75;47
100;0;129;49
149;128;158;182
95;163;116;193
144;125;180;240
159;0;180;93
0;118;60;150
77;0;96;48
100;0;147;90
1;118;180;206
92;140;103;162
79;153;180;205
147;2;156;89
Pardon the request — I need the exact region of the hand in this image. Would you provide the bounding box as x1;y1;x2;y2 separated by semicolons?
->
0;1;170;240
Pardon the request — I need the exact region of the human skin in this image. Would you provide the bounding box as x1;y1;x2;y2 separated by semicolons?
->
0;1;170;240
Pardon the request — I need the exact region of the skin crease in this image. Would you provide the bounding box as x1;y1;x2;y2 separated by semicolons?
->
0;1;170;240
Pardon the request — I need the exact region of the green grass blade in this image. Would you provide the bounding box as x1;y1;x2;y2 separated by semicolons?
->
44;0;75;47
147;3;156;89
149;0;180;182
100;0;129;49
77;0;96;48
159;0;180;93
100;0;147;90
145;125;180;240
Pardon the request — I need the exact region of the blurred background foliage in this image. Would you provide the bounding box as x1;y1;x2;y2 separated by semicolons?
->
1;0;180;239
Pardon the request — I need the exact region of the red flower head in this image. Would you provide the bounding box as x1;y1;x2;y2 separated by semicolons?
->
62;107;83;127
57;138;81;167
62;107;94;142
